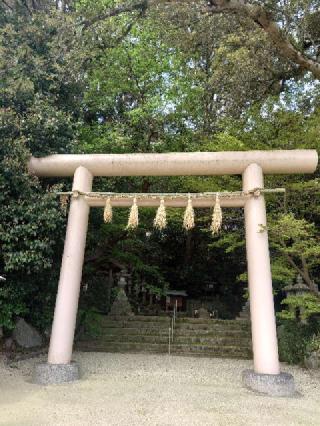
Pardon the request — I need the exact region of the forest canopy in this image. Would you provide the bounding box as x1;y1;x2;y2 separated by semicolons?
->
0;0;319;331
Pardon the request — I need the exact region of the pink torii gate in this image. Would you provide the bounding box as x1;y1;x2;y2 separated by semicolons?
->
29;150;318;395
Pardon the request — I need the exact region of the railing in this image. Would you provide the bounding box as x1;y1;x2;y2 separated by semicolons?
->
168;300;178;355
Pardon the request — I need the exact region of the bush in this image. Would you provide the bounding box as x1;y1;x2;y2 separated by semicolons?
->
305;333;320;356
77;309;104;339
0;285;27;330
278;317;320;364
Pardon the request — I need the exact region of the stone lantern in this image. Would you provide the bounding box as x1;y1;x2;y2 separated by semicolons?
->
108;269;134;317
283;275;311;321
283;275;311;297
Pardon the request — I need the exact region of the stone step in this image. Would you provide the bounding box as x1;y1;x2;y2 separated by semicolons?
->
113;315;170;321
93;327;170;336
172;344;252;359
81;334;251;346
173;329;251;338
176;318;249;326
171;349;252;359
94;327;250;338
77;341;169;353
175;318;249;325
99;316;249;327
98;320;170;329
101;315;170;323
104;316;247;324
174;324;250;332
76;341;252;359
79;315;252;360
173;336;251;345
98;320;250;333
171;352;251;359
83;335;169;344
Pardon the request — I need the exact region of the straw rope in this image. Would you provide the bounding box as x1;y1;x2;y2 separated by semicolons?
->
154;199;167;230
59;194;69;215
103;197;113;223
126;197;139;229
183;196;195;230
210;195;222;235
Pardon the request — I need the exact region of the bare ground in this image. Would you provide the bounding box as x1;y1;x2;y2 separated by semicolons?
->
1;352;319;426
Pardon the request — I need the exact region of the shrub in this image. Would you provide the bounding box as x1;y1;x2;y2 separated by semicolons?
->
278;317;320;364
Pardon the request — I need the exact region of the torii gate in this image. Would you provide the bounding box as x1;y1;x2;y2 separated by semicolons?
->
29;150;318;395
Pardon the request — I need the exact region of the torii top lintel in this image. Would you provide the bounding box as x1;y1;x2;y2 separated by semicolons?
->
28;150;318;177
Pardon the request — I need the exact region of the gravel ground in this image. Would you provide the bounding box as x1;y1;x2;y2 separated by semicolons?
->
1;352;320;426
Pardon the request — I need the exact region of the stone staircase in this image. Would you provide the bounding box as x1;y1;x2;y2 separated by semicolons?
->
77;315;252;359
173;318;252;359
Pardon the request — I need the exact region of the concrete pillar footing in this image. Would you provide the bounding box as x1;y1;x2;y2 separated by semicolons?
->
242;369;295;397
33;362;80;385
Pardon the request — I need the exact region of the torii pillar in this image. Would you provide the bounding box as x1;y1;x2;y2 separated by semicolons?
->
241;164;295;396
29;150;317;395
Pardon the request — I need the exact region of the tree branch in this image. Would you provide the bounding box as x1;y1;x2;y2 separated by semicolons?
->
80;0;186;29
301;255;311;282
283;251;305;280
206;1;320;80
81;0;149;29
282;250;319;297
301;255;319;294
1;0;14;11
20;0;32;15
80;0;320;79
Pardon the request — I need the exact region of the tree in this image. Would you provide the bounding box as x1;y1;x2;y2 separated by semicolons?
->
269;213;320;295
0;108;65;329
1;0;319;330
0;5;82;329
206;0;320;80
79;0;320;80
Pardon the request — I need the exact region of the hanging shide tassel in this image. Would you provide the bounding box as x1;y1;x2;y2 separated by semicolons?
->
59;195;69;215
210;194;222;235
103;197;113;223
126;197;139;230
183;195;195;230
154;198;167;230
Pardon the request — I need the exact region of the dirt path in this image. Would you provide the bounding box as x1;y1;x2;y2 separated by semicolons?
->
1;352;319;426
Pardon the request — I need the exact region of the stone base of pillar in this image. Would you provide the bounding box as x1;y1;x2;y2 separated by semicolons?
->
242;369;295;397
33;362;80;385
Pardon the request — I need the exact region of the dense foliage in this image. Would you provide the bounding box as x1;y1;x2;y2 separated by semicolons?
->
0;1;319;356
278;317;320;365
0;7;79;329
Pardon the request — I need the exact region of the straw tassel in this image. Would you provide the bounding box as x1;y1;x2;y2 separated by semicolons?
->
154;198;167;230
103;197;113;223
210;195;222;235
59;195;69;215
126;197;139;229
183;195;195;230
